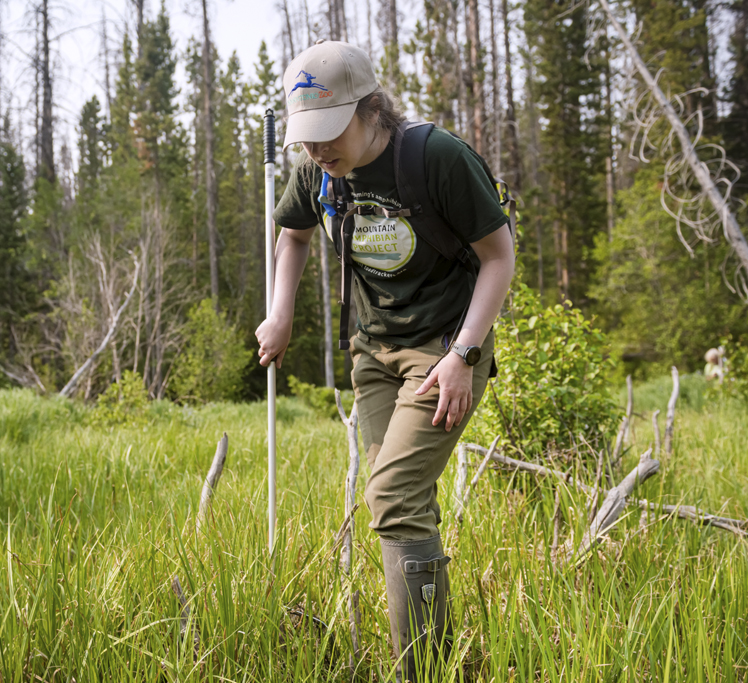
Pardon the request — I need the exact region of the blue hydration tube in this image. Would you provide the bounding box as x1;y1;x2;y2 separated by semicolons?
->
318;172;337;217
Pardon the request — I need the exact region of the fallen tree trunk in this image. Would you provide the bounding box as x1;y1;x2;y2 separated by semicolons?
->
565;449;659;563
664;366;679;454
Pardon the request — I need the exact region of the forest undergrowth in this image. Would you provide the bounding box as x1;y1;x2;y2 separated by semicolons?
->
0;382;747;682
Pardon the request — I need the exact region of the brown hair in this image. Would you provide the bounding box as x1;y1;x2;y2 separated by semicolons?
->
355;86;406;133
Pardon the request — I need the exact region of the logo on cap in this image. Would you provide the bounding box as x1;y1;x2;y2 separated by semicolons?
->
290;70;329;94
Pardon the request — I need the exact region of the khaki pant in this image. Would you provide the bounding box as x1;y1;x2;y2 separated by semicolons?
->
350;329;494;540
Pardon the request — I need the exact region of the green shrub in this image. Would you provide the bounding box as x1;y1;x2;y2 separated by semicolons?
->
722;336;748;404
91;370;149;426
287;375;354;419
468;283;620;458
171;299;253;403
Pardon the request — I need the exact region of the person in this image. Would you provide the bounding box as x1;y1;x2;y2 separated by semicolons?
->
255;40;515;682
704;347;724;383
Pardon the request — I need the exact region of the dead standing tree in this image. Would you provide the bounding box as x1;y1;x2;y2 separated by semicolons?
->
595;0;748;298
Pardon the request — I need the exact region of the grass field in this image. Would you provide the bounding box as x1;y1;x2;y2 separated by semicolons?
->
1;380;747;682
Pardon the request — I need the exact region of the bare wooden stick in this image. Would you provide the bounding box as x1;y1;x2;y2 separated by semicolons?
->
664;366;679;454
196;433;229;535
611;375;634;466
463;443;597;495
640;501;748;536
457;436;500;522
624;374;634;445
171;576;193;637
652;409;661;457
454;443;470;521
59;255;140;398
587;445;606;523
565;449;659;563
334;389;361;666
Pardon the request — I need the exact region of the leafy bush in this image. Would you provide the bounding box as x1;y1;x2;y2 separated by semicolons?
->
287;375;354;419
91;370;149;426
722;336;748;404
468;283;620;458
171;299;253;403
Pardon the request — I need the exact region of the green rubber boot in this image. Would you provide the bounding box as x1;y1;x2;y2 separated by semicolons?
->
380;535;453;682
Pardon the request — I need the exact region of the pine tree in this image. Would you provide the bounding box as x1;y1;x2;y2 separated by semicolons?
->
0;125;30;361
524;0;605;304
724;0;748;197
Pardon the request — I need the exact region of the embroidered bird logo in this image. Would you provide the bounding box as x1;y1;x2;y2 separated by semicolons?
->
290;70;329;94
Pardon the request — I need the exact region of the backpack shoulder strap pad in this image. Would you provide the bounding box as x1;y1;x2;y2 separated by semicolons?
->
394;121;470;263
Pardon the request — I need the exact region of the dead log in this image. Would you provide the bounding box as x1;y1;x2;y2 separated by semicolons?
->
335;389;361;667
565;449;659;563
664;366;679;454
195;433;229;535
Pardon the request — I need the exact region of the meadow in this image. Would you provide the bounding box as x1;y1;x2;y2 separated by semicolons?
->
0;379;747;682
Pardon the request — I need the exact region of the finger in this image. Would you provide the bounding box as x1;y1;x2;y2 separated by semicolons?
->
275;348;287;368
415;371;438;396
432;393;448;427
445;398;461;432
454;396;468;427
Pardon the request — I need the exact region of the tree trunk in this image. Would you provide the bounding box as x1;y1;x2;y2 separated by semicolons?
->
524;50;543;296
451;0;466;137
489;0;502;175
40;0;55;184
202;0;220;308
604;39;615;241
132;0;145;60
502;0;521;191
466;0;485;154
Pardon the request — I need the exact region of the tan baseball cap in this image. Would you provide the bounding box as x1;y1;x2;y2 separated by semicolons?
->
282;40;378;150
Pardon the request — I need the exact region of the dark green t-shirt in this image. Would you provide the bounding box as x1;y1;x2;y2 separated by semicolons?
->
273;126;509;346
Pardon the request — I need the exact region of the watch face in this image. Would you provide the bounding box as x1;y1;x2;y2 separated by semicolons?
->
465;346;482;366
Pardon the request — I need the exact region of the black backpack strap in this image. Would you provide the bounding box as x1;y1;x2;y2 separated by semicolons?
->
394;120;472;264
332;177;356;350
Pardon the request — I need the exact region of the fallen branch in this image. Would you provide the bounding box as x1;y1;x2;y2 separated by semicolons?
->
59;254;140;398
664;366;679;454
642;502;748;537
335;389;361;670
565;449;659;563
196;433;229;535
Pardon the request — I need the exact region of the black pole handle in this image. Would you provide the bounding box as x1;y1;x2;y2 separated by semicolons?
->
263;109;276;165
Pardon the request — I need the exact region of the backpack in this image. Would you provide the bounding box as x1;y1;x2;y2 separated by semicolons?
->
318;120;516;351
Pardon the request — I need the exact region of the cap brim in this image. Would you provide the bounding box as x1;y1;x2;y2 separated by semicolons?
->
282;101;358;150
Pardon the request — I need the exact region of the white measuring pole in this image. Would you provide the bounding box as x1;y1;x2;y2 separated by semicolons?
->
263;109;277;553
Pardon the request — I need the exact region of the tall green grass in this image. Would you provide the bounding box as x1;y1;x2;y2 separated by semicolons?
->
1;385;747;681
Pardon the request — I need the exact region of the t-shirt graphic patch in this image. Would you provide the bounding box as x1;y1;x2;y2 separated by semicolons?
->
325;203;417;273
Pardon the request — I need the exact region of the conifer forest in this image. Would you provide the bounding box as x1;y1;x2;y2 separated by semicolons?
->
0;0;746;401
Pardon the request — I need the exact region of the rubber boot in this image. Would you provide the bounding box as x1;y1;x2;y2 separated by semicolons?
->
380;535;453;682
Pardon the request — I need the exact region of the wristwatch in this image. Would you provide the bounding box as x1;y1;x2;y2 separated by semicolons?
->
451;342;482;367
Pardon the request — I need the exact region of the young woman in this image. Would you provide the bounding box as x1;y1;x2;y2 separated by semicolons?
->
256;40;515;681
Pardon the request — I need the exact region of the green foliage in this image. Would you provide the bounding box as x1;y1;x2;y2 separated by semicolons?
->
722;335;748;403
287;375;354;419
171;299;252;403
469;283;619;456
91;370;149;426
592;167;748;376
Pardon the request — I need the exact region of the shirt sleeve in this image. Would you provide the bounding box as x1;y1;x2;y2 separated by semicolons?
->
425;128;509;245
273;151;324;230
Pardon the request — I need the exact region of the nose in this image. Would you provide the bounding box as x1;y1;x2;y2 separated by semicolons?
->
310;141;330;157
